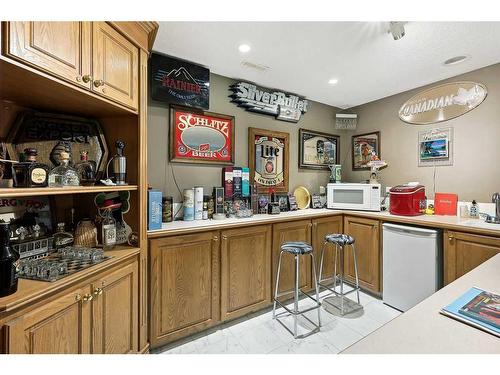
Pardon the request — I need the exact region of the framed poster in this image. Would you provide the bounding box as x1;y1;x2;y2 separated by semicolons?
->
418;127;454;167
352;131;381;170
299;128;340;170
170;105;235;165
150;52;210;109
248;127;289;193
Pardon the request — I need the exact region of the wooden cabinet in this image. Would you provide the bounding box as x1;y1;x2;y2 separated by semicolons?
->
312;216;343;281
6;22;92;89
272;220;313;296
150;231;220;348
444;230;500;285
4;285;92;354
92;22;139;110
220;225;272;321
91;260;138;354
343;216;380;293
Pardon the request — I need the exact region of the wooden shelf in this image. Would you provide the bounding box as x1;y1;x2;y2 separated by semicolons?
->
0;185;138;198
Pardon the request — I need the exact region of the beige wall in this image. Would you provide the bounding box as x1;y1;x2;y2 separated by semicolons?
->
148;73;345;201
343;63;500;203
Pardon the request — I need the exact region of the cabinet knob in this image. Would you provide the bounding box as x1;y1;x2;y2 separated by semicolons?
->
213;236;219;242
222;235;227;241
448;235;454;241
82;293;93;302
76;76;82;82
93;79;104;87
75;294;82;301
93;287;103;297
82;74;93;83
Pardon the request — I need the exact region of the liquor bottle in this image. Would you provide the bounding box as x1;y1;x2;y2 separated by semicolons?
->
101;209;116;250
53;222;74;249
12;148;49;188
74;150;97;186
48;152;80;187
0;222;19;297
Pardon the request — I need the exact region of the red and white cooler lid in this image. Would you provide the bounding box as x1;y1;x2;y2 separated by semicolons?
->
390;184;425;194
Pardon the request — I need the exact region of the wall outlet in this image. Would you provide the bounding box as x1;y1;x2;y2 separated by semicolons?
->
385;186;392;194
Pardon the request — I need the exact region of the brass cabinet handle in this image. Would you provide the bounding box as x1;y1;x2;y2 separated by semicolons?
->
82;74;93;83
82;293;93;302
213;236;219;242
75;294;82;301
448;235;454;241
222;235;227;241
76;76;82;82
93;79;104;87
93;287;103;297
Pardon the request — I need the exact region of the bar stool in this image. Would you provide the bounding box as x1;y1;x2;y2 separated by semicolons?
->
273;241;321;339
318;234;361;315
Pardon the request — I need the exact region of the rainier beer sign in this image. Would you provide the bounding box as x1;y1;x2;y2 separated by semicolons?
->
399;81;487;125
230;81;308;123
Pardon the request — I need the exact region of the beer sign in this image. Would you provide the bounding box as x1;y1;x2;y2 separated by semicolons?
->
399;81;487;125
170;106;235;165
248;128;289;193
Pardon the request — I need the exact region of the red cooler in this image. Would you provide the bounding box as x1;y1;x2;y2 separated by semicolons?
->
389;184;426;216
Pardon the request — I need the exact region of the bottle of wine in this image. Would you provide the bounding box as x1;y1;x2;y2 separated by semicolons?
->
0;222;19;297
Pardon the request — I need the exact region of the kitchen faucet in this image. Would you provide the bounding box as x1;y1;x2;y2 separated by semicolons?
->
486;192;500;224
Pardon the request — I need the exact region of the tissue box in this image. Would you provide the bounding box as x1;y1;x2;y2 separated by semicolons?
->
148;190;163;230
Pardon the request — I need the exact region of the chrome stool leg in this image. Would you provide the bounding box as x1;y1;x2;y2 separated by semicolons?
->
333;243;339;292
273;250;285;319
294;254;299;338
310;252;321;327
318;241;326;286
339;244;345;314
351;243;361;304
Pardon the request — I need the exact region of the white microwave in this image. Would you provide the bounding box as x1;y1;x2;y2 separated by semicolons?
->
327;183;381;212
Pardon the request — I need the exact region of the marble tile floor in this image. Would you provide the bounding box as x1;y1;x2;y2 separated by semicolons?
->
153;289;401;354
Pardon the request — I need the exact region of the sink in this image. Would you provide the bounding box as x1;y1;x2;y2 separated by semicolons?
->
459;219;500;230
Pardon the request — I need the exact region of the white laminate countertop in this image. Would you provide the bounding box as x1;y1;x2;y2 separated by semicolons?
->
342;254;500;354
148;208;500;237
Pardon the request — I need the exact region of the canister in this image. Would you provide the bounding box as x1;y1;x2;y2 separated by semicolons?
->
194;186;204;220
162;196;173;223
183;188;195;221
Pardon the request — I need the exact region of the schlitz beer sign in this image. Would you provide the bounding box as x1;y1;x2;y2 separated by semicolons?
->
399;81;487;125
170;106;235;165
248;128;289;193
230;81;308;123
151;52;210;110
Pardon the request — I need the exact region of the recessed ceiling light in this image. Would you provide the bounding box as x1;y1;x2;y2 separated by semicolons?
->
238;44;251;53
444;55;470;66
328;78;339;85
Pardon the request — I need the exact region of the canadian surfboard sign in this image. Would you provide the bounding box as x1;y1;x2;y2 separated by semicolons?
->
399;81;487;125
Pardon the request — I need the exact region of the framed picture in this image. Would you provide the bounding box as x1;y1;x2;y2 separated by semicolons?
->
299;128;340;169
418;127;454;167
352;131;381;170
248;127;289;193
170;105;235;165
276;194;289;212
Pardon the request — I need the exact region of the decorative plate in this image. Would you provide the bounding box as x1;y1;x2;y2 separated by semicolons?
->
293;186;311;210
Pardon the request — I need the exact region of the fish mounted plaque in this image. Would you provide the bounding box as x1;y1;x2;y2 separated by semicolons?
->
399;81;487;125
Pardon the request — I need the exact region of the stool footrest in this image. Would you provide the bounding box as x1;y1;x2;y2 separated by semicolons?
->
274;297;321;316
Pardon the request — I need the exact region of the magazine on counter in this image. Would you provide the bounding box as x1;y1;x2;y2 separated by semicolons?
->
440;287;500;337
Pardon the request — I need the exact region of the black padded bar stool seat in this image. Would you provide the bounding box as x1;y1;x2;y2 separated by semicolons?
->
325;234;355;246
280;241;313;254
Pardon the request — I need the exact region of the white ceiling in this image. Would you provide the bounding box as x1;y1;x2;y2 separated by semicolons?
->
153;22;500;109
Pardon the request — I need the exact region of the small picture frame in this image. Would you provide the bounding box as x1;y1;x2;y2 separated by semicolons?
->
299;128;340;170
352;131;381;170
276;194;289;212
418;127;454;167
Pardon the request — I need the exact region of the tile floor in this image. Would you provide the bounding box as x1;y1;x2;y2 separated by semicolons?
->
154;289;401;354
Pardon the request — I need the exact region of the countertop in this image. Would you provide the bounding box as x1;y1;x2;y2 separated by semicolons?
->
148;208;500;238
342;253;500;354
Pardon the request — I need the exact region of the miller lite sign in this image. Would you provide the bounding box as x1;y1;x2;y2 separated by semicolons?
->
151;52;210;109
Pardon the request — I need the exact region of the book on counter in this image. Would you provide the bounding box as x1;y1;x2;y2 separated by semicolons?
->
222;167;233;199
440;287;500;337
233;167;242;197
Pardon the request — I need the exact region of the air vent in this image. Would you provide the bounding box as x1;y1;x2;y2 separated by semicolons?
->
241;61;270;72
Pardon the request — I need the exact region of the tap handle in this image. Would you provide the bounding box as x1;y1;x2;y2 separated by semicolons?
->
115;140;125;156
492;192;500;203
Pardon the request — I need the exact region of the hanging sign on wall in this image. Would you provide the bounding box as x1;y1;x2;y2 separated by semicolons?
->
398;81;487;125
150;52;210;110
230;81;308;123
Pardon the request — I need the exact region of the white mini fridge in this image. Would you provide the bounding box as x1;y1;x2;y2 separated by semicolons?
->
382;223;442;312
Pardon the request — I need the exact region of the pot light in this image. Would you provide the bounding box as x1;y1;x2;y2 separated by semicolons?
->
238;44;251;53
444;55;469;66
328;78;339;85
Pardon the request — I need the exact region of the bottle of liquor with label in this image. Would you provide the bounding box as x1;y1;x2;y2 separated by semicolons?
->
0;222;19;297
74;150;97;186
48;151;80;187
101;209;116;250
12;148;49;188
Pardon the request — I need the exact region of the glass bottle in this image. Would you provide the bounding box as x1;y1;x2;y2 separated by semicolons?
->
12;148;49;188
53;222;74;249
0;222;19;297
48;151;80;187
101;209;116;250
75;150;97;186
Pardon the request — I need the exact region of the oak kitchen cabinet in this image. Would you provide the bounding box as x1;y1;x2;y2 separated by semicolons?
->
272;220;313;296
311;216;343;282
220;225;272;321
149;231;220;348
444;230;500;285
2;257;138;354
343;216;381;294
4;21;139;110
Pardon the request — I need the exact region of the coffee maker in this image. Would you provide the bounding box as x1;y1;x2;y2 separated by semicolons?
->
107;140;127;185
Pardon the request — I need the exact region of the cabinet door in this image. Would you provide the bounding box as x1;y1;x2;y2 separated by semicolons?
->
4;286;91;354
343;216;380;293
92;22;139;110
312;216;343;281
150;231;220;348
221;225;272;321
7;22;91;89
91;260;138;354
272;220;312;296
444;230;500;285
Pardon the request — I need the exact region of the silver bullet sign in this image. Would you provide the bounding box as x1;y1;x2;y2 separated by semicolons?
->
399;81;487;125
